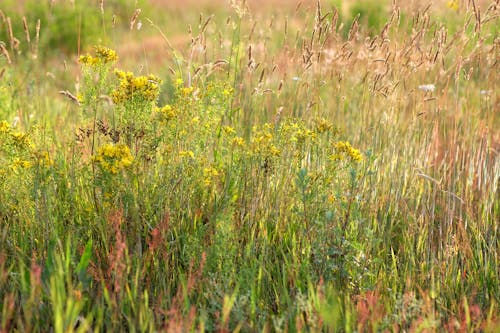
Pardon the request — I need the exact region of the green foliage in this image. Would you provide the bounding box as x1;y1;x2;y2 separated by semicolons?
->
0;0;499;331
348;0;388;34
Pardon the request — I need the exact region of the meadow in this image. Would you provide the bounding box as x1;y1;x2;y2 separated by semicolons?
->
0;0;498;331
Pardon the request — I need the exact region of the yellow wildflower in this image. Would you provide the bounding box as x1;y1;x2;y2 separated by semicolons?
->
93;144;134;174
203;167;220;186
333;141;363;163
94;46;118;63
231;136;245;147
223;126;236;135
10;158;32;171
0;120;10;133
315;118;334;133
447;0;459;11
79;46;117;66
179;150;195;159
10;131;34;149
112;70;162;104
34;150;54;167
156;105;177;122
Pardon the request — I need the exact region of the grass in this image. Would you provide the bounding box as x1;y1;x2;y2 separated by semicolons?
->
0;0;499;331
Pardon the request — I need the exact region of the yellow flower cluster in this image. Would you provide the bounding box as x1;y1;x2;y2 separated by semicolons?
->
280;120;316;145
179;150;195;159
0;120;10;133
34;150;54;168
93;144;134;174
203;167;220;186
10;131;34;148
10;157;31;171
315;118;335;134
251;123;281;157
331;141;363;163
447;0;459;11
112;70;162;104
155;105;177;122
79;46;118;66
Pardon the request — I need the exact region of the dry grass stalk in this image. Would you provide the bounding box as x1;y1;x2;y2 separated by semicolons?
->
0;44;11;64
22;16;30;47
130;8;141;30
34;19;40;59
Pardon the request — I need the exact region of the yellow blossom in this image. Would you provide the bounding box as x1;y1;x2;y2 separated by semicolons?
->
0;120;10;133
223;126;236;135
179;150;195;159
79;46;117;66
93;144;134;174
156;105;177;122
10;158;32;171
112;70;162;104
332;141;363;163
94;46;118;63
203;167;220;186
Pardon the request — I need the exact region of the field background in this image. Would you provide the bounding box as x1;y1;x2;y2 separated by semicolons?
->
0;0;498;332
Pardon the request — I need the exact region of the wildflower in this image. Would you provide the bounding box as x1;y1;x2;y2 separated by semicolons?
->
418;84;435;92
190;117;200;125
0;120;10;133
203;167;219;186
179;150;195;159
93;144;134;174
223;126;236;135
181;87;194;97
175;78;184;87
94;46;118;63
112;70;162;104
79;46;118;66
34;150;54;167
222;87;233;96
446;0;459;11
155;105;177;121
332;141;363;163
315;118;334;133
10;131;34;149
10;157;32;171
232;136;245;147
79;54;100;66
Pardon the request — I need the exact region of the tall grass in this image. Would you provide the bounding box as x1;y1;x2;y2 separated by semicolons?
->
0;0;498;331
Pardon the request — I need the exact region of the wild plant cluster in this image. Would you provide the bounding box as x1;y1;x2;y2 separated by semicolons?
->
0;0;498;331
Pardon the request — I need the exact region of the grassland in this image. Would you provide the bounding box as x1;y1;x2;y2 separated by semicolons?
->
0;0;499;331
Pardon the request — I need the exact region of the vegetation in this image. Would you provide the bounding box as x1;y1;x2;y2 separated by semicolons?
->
0;0;498;331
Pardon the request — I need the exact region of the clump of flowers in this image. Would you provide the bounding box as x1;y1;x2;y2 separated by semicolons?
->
331;141;363;163
0;120;35;177
93;144;134;174
111;70;162;105
315;118;336;134
0;120;10;133
79;46;118;66
203;166;220;186
155;105;177;123
251;123;281;158
33;150;54;168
